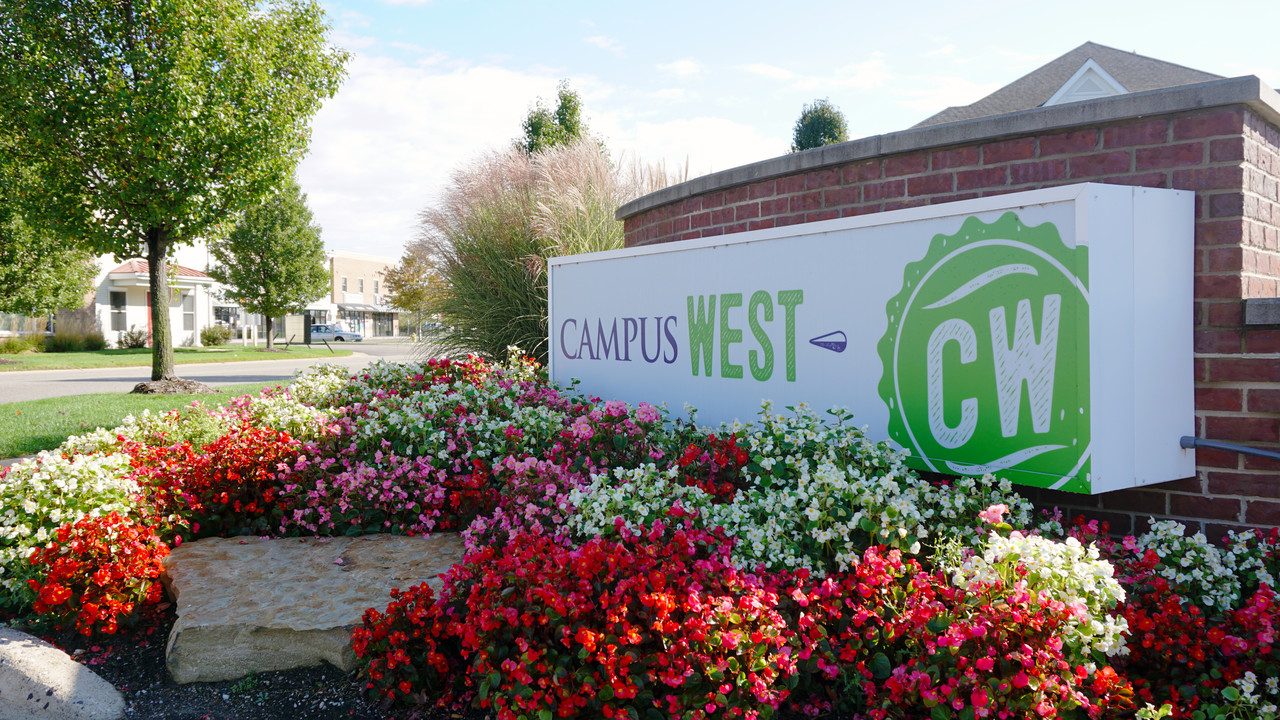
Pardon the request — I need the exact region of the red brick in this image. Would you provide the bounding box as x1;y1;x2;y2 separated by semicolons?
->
1250;388;1280;413
775;176;804;194
722;222;749;235
749;181;776;200
864;179;905;202
956;167;1008;190
1136;142;1205;170
702;191;725;209
1195;357;1209;382
670;216;690;233
724;186;750;204
1247;329;1280;353
1246;500;1280;525
1069;151;1131;178
822;187;860;207
735;203;760;222
1205;300;1243;326
907;173;954;196
776;214;807;227
690;212;712;229
1169;493;1241;521
679;198;701;215
748;218;775;231
1196;448;1240;470
1210;137;1246;162
929;192;981;205
883;198;928;211
842;204;881;217
1243;454;1280;472
701;226;724;237
1103;120;1168;148
677;230;701;241
1096;172;1167;188
1100;489;1168;513
806;210;839;222
1195;220;1243;248
711;207;735;225
1172;109;1244;140
1210;193;1245;218
1205;415;1280;442
789;192;822;213
931;147;980;169
1209;357;1280;382
759;197;789;216
1040;129;1098;156
843;160;881;183
1206;247;1244;272
1196;386;1243;412
655;220;672;238
1195;273;1243;299
884;155;928;177
1010;159;1067;184
1172;165;1246;192
1157;476;1207;493
805;169;841;189
983;137;1037;164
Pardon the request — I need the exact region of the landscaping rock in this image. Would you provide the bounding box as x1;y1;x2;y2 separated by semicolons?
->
161;533;465;684
0;628;125;720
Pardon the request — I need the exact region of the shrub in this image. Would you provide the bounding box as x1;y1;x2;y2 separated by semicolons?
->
200;324;232;346
25;512;169;635
43;331;85;352
0;334;42;353
118;326;149;349
83;331;106;350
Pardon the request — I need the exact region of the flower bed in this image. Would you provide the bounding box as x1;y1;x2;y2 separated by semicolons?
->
2;351;1278;718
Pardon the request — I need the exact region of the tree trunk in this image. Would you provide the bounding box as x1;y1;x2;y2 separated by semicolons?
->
146;227;176;381
265;315;275;351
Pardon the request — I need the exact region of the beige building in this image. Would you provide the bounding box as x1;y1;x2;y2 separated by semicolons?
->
315;250;401;338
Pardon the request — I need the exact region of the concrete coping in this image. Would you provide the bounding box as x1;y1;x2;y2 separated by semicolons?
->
1245;298;1280;326
616;75;1280;221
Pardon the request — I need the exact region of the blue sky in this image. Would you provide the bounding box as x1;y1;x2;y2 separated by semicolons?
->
296;0;1280;259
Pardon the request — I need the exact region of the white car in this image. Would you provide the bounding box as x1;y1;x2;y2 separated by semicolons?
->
310;323;362;342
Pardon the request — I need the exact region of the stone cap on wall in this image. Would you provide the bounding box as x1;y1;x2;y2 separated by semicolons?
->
616;75;1280;221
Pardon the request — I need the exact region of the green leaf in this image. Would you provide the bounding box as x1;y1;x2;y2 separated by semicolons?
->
1221;687;1240;701
870;652;892;680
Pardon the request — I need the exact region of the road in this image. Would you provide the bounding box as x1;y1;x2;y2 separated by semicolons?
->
0;341;430;404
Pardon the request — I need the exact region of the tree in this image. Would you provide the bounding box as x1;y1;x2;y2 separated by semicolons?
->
791;98;849;152
208;179;330;350
520;80;587;155
0;210;98;317
0;0;348;385
382;248;445;335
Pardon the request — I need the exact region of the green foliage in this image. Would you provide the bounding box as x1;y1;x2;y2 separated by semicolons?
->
520;80;587;154
0;335;42;354
118;328;150;350
0;180;97;316
200;325;232;347
790;98;849;152
208;178;330;350
0;0;348;379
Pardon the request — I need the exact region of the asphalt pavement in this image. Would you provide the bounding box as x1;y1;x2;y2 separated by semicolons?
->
0;341;432;405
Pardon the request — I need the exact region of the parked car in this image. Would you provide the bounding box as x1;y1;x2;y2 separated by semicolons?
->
310;324;362;342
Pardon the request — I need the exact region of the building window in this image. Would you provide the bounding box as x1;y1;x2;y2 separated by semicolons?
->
374;280;379;295
341;276;347;292
183;295;195;332
110;291;126;331
307;309;327;324
358;278;364;292
214;306;239;326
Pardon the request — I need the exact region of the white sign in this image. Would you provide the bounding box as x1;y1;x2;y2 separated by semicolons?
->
549;184;1195;494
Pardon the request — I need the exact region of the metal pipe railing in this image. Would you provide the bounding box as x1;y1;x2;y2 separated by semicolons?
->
1180;436;1280;462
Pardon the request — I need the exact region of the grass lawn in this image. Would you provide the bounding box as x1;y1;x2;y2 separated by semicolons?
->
0;345;351;372
0;381;289;459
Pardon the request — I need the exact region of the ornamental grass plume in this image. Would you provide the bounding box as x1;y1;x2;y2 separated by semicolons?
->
409;138;684;364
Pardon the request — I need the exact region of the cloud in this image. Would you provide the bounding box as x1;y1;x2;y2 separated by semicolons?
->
649;88;689;102
744;63;795;80
893;75;1003;114
296;54;562;258
584;35;624;56
657;59;702;76
925;44;955;57
596;115;788;180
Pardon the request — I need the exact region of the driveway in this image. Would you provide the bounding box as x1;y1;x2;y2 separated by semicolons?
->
0;341;435;404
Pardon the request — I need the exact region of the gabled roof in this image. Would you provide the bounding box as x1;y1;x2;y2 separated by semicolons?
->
914;41;1222;128
108;259;212;279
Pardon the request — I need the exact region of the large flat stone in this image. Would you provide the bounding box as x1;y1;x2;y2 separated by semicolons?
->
162;533;465;684
0;628;124;720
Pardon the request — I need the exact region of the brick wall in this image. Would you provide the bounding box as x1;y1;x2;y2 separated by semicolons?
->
623;105;1280;538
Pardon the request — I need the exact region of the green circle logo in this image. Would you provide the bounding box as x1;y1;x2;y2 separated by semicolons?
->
877;212;1091;491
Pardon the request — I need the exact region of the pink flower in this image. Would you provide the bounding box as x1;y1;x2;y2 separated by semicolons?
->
978;504;1009;525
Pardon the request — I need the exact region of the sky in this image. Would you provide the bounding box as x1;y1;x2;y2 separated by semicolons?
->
296;0;1280;261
